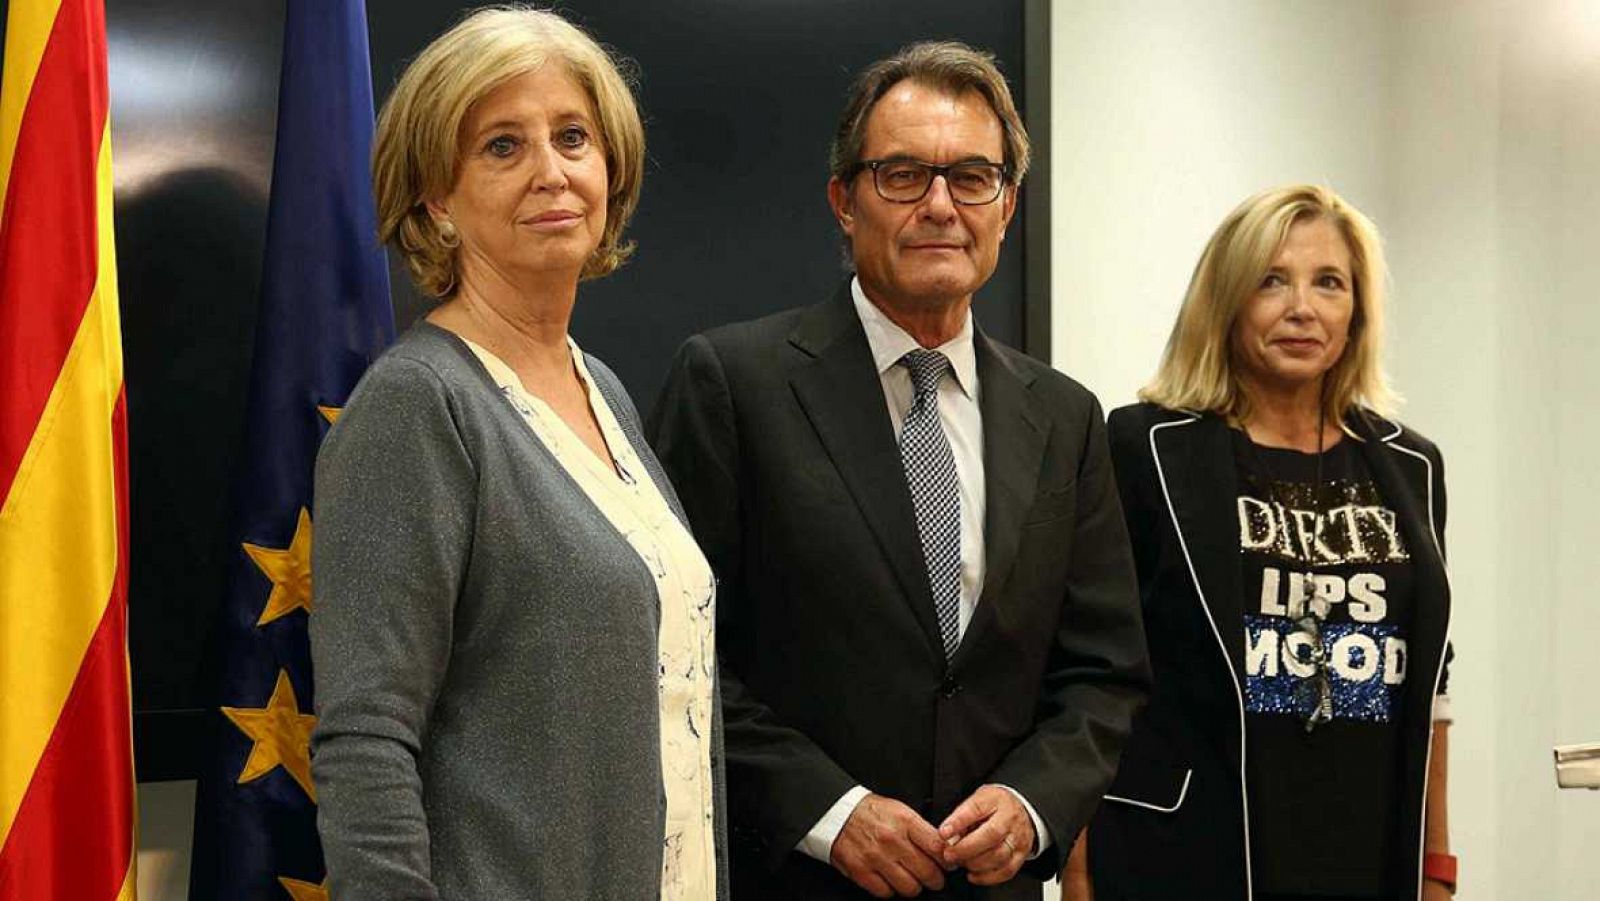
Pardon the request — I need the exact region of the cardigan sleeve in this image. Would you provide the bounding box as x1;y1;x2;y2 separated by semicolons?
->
309;356;477;900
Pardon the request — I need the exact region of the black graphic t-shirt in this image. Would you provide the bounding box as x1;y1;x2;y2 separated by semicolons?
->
1232;431;1413;897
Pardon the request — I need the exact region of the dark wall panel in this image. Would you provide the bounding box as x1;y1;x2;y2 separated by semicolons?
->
108;0;285;780
110;0;1031;779
370;0;1028;414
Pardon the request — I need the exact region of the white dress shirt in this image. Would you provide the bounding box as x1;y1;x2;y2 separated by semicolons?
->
854;278;987;633
795;279;1052;864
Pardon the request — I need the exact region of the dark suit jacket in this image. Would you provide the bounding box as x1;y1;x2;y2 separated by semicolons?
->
1087;402;1453;901
648;284;1151;899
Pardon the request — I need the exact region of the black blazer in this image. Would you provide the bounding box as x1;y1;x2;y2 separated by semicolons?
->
1087;402;1453;901
648;284;1150;899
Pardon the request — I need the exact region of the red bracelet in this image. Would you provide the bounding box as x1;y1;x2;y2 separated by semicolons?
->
1423;852;1458;892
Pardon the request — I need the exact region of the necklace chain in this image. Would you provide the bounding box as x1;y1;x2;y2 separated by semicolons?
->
1242;405;1334;733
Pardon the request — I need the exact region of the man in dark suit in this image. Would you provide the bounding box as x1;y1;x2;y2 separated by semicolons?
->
649;41;1149;900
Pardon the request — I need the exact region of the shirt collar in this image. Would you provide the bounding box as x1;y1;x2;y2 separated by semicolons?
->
461;333;588;396
849;276;978;399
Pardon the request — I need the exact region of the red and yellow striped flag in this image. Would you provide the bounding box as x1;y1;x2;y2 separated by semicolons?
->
0;0;137;898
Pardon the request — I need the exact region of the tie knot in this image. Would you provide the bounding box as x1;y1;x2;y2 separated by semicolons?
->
899;348;952;400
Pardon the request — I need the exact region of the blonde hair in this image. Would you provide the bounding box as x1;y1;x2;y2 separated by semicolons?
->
1140;184;1399;424
373;5;645;296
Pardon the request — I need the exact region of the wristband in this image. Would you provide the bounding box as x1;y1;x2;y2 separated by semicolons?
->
1423;852;1458;893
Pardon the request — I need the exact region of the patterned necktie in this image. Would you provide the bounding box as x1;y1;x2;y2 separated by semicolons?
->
897;348;962;662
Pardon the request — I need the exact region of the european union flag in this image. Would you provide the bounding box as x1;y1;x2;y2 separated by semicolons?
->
188;0;392;896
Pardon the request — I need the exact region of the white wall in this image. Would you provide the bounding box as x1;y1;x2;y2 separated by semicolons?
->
1481;3;1600;897
1051;1;1600;898
1383;3;1505;895
1052;0;1392;410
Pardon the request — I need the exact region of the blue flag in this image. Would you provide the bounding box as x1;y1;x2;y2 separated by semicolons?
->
188;0;392;896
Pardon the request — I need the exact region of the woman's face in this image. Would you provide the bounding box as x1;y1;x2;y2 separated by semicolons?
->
1231;216;1356;398
433;64;608;287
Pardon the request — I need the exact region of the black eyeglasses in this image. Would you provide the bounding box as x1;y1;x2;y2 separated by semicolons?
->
850;159;1010;205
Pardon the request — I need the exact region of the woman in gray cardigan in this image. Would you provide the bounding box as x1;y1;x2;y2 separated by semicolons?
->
309;9;727;899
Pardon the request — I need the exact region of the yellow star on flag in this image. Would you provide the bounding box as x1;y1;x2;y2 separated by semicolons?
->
317;404;341;425
278;876;329;901
221;669;318;800
243;507;314;626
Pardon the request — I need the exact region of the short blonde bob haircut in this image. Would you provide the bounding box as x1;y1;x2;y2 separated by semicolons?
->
1140;184;1399;425
373;6;645;296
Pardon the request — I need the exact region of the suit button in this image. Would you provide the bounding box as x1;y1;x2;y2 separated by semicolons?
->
940;678;962;699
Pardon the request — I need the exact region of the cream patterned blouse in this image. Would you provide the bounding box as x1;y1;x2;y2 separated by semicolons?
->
464;337;718;900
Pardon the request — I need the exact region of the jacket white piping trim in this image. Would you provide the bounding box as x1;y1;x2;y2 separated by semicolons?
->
1149;416;1253;901
1385;436;1453;901
1371;414;1405;443
1104;768;1194;813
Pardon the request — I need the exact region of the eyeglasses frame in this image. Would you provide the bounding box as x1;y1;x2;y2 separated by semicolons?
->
848;158;1012;206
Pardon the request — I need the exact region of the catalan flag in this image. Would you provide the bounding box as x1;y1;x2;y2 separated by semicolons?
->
187;0;392;897
0;0;136;898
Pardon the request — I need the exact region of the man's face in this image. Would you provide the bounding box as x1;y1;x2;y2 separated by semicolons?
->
828;80;1017;312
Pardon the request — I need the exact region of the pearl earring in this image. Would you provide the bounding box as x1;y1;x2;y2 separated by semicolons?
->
437;219;460;248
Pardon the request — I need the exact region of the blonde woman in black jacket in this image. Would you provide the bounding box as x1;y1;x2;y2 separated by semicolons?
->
1064;185;1456;901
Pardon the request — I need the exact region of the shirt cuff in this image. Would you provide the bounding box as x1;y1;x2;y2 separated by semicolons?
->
797;785;872;863
997;784;1052;859
1432;693;1454;724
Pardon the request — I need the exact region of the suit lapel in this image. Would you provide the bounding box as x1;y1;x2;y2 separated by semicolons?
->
1347;413;1451;709
1348;414;1447;590
954;334;1046;666
1153;413;1248;678
787;286;944;658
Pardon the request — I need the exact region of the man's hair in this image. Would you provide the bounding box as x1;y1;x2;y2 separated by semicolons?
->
828;41;1031;184
372;5;645;297
1140;184;1399;424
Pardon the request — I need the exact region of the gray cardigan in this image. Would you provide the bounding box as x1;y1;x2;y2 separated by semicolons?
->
310;322;729;900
